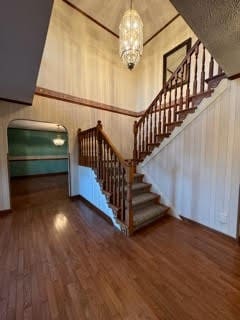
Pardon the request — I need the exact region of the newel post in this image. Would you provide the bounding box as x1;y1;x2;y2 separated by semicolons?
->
77;128;82;165
133;121;138;170
125;164;134;236
96;121;103;180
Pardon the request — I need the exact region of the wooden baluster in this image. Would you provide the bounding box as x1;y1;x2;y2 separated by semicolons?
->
116;160;120;210
163;87;167;134
125;165;134;235
201;45;206;93
121;166;125;223
138;122;142;159
142;118;145;157
186;55;191;110
149;106;153;145
193;45;199;95
110;149;113;202
174;74;178;121
158;94;162;135
113;154;117;206
146;112;149;153
133;121;138;166
179;66;184;111
94;129;97;169
105;144;109;192
168;82;172;124
90;131;92;168
88;131;91;167
102;140;106;187
97;121;103;180
82;134;85;166
154;101;157;143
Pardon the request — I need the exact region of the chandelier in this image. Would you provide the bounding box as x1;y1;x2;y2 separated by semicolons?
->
119;0;143;70
53;125;65;146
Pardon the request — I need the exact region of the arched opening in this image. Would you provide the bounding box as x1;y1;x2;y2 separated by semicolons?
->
7;119;70;210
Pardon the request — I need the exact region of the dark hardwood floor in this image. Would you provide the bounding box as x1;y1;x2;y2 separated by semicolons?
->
1;175;240;319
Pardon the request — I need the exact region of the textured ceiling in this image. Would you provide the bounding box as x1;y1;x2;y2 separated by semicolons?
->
69;0;178;42
170;0;240;77
9;120;66;132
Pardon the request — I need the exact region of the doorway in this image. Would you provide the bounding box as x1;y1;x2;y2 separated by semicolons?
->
8;119;70;210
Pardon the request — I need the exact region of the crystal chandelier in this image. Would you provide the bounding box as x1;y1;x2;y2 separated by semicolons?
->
119;0;143;70
53;125;65;146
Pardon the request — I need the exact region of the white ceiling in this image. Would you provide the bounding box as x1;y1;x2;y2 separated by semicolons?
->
8;120;66;132
69;0;178;43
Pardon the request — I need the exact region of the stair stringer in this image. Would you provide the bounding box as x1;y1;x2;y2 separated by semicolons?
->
137;79;229;220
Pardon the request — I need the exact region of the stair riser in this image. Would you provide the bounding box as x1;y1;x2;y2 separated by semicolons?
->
134;176;144;184
129;186;151;196
134;212;167;231
131;197;160;210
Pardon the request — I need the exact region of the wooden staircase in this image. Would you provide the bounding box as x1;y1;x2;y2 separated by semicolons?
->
78;39;226;236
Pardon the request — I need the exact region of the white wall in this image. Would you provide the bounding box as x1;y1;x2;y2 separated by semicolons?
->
78;166;118;227
139;79;240;238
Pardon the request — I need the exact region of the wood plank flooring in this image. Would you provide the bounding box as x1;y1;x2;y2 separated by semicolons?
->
1;175;240;319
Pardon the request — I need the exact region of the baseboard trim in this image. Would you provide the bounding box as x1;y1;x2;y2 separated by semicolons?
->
70;195;113;225
0;209;12;215
10;172;68;179
180;215;237;242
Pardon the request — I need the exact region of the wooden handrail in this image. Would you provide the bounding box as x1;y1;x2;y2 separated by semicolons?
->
133;39;226;165
78;121;134;235
137;40;201;126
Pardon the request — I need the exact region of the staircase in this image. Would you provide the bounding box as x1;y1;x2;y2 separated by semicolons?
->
78;39;226;236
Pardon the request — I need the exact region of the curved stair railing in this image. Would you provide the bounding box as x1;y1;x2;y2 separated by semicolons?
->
78;121;134;235
133;39;226;164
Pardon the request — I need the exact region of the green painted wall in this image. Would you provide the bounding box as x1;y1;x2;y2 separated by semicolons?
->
8;128;68;177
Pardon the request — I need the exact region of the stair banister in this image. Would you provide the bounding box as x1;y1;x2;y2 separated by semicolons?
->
78;121;134;235
133;39;225;164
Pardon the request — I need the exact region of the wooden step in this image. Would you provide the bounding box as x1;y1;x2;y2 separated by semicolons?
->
130;192;160;209
133;203;169;230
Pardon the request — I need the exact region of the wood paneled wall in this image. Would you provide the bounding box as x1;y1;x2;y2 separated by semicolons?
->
139;79;240;238
37;0;137;111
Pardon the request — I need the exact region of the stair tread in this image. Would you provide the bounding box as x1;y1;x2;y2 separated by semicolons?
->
131;192;159;207
133;203;168;226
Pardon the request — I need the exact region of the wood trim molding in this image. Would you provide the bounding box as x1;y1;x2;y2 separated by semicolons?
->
0;209;12;215
62;0;119;38
144;14;181;46
228;73;240;80
70;194;113;225
62;0;180;47
10;172;68;179
9;155;69;161
35;86;140;117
